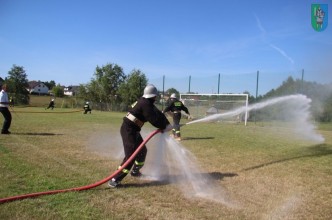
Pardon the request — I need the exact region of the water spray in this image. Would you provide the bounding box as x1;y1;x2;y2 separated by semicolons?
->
141;94;324;206
185;94;324;142
0;129;162;204
145;132;237;206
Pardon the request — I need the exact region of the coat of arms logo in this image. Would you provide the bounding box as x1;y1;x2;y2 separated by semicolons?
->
311;4;328;32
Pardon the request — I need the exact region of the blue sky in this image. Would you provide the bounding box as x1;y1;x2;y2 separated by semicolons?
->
0;0;331;95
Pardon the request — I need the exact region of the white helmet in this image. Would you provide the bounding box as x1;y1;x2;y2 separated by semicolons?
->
143;84;158;98
86;102;89;104
170;93;177;99
51;99;55;101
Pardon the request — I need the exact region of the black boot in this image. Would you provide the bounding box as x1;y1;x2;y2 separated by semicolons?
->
131;166;142;177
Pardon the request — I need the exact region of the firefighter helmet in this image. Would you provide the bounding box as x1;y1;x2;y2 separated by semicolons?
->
170;93;177;99
143;84;158;98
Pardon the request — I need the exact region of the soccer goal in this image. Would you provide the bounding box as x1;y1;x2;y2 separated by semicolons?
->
180;93;249;125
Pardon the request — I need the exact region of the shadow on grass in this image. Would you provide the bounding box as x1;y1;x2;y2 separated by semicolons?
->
207;171;238;179
182;137;215;140
242;143;332;171
102;172;238;189
114;180;170;188
13;132;64;136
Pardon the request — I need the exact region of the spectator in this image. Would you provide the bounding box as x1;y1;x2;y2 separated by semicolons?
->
0;84;12;134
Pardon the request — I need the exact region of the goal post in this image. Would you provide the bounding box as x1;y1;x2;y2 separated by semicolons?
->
180;93;249;125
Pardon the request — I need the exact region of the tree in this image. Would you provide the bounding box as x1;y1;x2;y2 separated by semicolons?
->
85;63;126;111
254;76;332;122
165;88;180;97
320;92;332;122
44;80;56;90
52;84;64;97
6;65;30;105
118;69;147;110
76;84;89;100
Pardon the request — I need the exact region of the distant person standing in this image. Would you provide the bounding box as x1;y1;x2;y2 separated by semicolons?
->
83;101;92;114
0;84;12;134
163;93;190;141
45;99;55;110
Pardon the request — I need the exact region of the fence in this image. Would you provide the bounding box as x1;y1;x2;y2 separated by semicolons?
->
148;69;326;97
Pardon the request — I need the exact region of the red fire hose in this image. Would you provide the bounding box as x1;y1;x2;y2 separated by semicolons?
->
0;129;162;204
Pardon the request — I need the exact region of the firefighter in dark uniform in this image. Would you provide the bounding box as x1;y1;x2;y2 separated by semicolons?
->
45;99;55;110
163;93;190;141
108;84;171;188
83;101;91;114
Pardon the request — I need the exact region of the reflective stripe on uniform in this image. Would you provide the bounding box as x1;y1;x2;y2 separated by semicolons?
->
122;169;130;174
135;160;144;166
174;101;182;107
118;166;130;174
126;112;144;127
131;101;138;108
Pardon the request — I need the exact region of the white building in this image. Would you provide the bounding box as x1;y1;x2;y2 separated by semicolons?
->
64;86;79;96
28;81;49;95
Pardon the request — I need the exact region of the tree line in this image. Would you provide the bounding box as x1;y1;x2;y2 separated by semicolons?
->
1;64;152;111
250;76;332;122
2;64;332;122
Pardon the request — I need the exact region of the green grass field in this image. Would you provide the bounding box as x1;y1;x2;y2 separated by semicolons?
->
0;107;331;219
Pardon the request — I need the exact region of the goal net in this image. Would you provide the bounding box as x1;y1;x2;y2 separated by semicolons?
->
180;93;249;125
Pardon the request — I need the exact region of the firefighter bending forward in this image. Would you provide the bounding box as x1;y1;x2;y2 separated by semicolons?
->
108;84;171;188
83;102;92;114
163;93;190;141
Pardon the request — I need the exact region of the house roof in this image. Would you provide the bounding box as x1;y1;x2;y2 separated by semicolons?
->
28;81;43;89
64;85;79;92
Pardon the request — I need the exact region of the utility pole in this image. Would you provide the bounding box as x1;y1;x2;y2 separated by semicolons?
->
301;69;304;94
256;71;259;99
188;75;191;93
218;73;220;94
254;70;259;124
162;75;165;110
